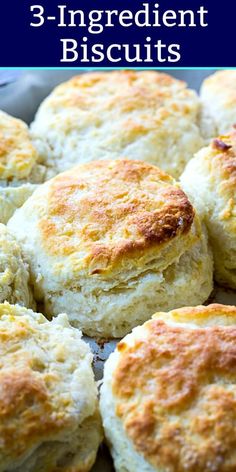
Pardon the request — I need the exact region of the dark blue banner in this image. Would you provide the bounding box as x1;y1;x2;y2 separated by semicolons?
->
0;0;234;67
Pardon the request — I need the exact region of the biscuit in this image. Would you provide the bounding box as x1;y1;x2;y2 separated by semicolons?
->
0;110;46;223
100;303;236;472
31;70;212;179
0;223;34;307
201;70;236;134
181;131;236;289
0;302;102;472
8;159;213;338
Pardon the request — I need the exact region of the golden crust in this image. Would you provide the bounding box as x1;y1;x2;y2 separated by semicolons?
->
113;304;236;472
0;368;60;458
45;70;191;112
0;302;101;471
180;131;236;289
39;159;194;274
0;304;73;459
0;111;38;180
201;71;236;135
209;133;236;215
202;70;236;111
193;132;236;227
31;70;204;178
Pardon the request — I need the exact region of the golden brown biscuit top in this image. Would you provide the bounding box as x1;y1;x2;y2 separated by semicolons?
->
46;70;194;114
0;111;38;180
210;132;236;190
39;159;194;275
202;70;236;108
0;303;91;466
0;368;61;458
201;132;236;224
113;304;236;472
32;70;202;179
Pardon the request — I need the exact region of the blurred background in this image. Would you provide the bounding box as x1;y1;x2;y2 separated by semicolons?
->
0;69;217;123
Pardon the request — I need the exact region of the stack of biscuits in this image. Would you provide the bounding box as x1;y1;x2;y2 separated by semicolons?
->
0;69;236;472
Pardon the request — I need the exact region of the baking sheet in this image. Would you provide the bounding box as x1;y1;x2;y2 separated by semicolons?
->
0;69;235;472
